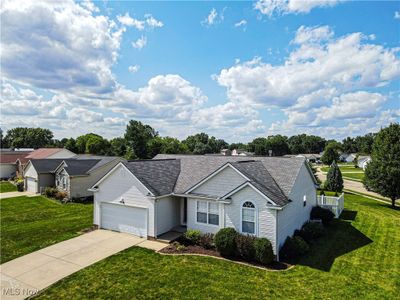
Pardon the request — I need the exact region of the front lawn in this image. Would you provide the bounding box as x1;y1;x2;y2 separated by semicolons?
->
342;172;364;181
0;196;93;263
321;165;363;173
0;181;17;193
36;193;399;299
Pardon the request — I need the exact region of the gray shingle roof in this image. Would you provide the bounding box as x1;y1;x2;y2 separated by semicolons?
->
30;159;65;173
230;161;288;206
154;154;311;206
62;159;101;176
124;159;181;196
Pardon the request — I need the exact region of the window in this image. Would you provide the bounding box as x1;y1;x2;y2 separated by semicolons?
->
242;201;256;234
196;201;219;226
303;195;307;207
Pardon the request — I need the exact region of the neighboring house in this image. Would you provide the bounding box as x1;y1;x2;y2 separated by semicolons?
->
357;156;371;170
231;149;254;156
55;156;124;199
0;150;32;179
90;154;318;259
24;159;64;193
220;149;232;156
295;154;321;163
340;153;357;163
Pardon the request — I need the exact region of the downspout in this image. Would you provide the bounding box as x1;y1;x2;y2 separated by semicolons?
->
276;210;279;261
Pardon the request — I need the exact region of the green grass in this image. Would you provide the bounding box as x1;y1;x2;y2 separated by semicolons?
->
36;193;399;299
0;181;17;193
0;196;93;263
342;172;365;181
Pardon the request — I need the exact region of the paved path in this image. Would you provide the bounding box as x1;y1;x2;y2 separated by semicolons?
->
0;192;36;199
0;230;166;299
316;168;392;202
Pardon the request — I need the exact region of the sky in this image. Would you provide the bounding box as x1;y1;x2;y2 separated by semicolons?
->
1;0;399;143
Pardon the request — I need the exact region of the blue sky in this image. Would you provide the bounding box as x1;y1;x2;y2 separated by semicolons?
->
1;0;399;142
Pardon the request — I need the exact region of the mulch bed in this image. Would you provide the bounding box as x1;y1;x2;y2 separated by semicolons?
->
159;245;291;271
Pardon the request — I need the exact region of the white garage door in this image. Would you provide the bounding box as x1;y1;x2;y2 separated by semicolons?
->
26;177;37;193
101;203;147;237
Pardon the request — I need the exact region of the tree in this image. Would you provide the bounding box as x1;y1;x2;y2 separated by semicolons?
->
248;137;267;155
324;162;343;194
124;146;137;160
288;134;326;154
65;138;78;153
86;135;108;155
265;135;289;156
4;127;53;148
364;123;400;208
0;128;9;148
342;137;357;153
353;154;359;168
183;133;209;153
110;138;127;157
124;120;157;159
321;143;340;165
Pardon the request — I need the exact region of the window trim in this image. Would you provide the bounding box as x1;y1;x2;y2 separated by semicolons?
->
195;200;220;227
240;200;257;236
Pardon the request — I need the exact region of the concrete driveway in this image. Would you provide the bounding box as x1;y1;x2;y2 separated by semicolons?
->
0;230;166;299
0;191;36;199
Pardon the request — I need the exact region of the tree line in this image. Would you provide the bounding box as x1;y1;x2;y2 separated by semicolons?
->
0;120;382;160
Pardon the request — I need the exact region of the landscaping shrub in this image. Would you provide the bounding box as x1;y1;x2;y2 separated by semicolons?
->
198;233;215;249
235;234;256;261
183;229;201;245
310;206;335;226
54;191;67;200
301;222;324;241
214;228;238;257
44;187;58;198
16;180;24;192
280;236;310;260
254;238;274;265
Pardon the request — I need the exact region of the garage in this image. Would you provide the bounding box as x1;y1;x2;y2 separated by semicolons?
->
101;203;147;237
26;177;38;193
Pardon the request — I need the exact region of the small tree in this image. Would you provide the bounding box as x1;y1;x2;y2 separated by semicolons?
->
364;123;400;208
321;143;340;165
353;154;359;168
324;162;343;194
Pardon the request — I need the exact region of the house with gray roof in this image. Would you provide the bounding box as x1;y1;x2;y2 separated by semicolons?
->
55;156;124;199
90;154;318;259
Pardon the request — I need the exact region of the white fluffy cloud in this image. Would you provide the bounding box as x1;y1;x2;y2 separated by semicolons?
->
255;0;341;17
0;0;123;95
128;65;140;73
117;13;163;30
234;20;247;28
201;8;225;27
132;36;147;49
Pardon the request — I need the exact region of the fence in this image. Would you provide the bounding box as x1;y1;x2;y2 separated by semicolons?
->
317;193;344;218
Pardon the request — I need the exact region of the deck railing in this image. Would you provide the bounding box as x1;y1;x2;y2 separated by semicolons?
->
317;193;344;218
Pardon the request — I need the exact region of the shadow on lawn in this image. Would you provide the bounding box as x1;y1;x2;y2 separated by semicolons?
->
295;209;372;272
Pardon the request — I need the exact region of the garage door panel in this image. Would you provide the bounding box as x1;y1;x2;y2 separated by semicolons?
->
26;178;37;193
101;203;147;237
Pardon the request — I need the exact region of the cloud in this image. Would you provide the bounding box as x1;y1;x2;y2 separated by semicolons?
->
201;8;225;27
145;15;163;28
254;0;341;17
395;11;400;19
0;0;124;95
293;25;333;44
128;65;140;73
234;19;247;28
117;12;145;30
132;36;147;49
215;26;400;108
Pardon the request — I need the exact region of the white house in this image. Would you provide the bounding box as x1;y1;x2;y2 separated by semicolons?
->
90;155;318;259
357;156;371;170
55;156;123;199
24;159;65;193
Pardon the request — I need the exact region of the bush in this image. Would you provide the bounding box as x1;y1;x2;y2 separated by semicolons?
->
183;229;201;245
301;222;324;241
310;206;335;225
280;236;310;260
54;191;67;200
254;238;274;265
198;233;215;249
214;228;238;257
235;234;256;261
44;187;58;198
16;180;24;192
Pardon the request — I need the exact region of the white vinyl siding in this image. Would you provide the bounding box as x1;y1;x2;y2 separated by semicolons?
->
156;196;180;236
26;177;38;193
94;164;156;237
277;163;317;250
191;166;247;197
